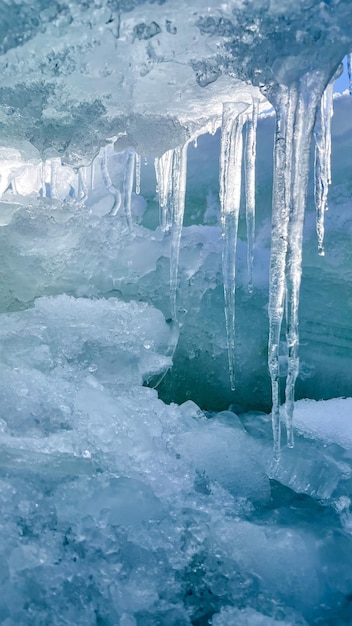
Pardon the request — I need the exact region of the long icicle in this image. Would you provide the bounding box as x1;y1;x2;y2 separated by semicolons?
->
155;150;174;231
314;81;334;256
244;98;259;293
90;161;95;190
266;71;329;459
219;103;247;391
266;83;298;460
135;153;141;194
169;143;188;320
122;149;136;231
284;72;327;449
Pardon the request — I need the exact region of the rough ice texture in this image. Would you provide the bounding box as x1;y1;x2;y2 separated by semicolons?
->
294;397;352;450
0;0;264;164
0;290;351;623
1;2;352;622
0;0;351;164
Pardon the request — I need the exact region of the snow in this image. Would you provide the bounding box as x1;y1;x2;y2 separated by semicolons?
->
295;397;352;450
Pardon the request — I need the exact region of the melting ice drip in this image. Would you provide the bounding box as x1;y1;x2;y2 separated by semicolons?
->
0;64;347;457
264;72;331;459
219;100;259;393
154;145;189;320
214;69;337;458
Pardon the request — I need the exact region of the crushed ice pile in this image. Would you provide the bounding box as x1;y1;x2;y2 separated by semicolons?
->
1;289;352;625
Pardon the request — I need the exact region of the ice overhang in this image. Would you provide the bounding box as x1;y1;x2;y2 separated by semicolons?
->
0;0;351;164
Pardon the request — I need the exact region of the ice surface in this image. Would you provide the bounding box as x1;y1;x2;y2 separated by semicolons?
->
175;415;271;504
0;0;351;165
0;294;173;389
1;1;352;622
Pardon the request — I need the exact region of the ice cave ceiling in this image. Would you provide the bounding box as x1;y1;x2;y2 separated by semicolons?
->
0;0;351;163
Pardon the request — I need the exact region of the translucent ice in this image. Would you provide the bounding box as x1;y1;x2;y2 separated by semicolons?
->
0;2;352;622
176;417;271;504
219;102;247;390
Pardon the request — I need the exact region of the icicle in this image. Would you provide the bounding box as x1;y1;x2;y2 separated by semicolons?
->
244;99;259;293
11;177;18;194
154;151;174;231
78;167;88;201
41;161;47;197
154;158;162;220
155;144;188;319
210;117;218;136
219;102;247;391
314;82;334;256
50;159;58;199
266;71;328;459
169;144;188;321
101;147;121;216
284;75;327;450
90;161;95;190
122;149;135;231
348;53;352;95
135;153;141;194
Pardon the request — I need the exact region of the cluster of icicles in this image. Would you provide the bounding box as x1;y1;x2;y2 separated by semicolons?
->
151;70;337;459
3;63;351;458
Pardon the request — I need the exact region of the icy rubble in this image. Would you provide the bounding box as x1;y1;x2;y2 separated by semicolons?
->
0;291;351;623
